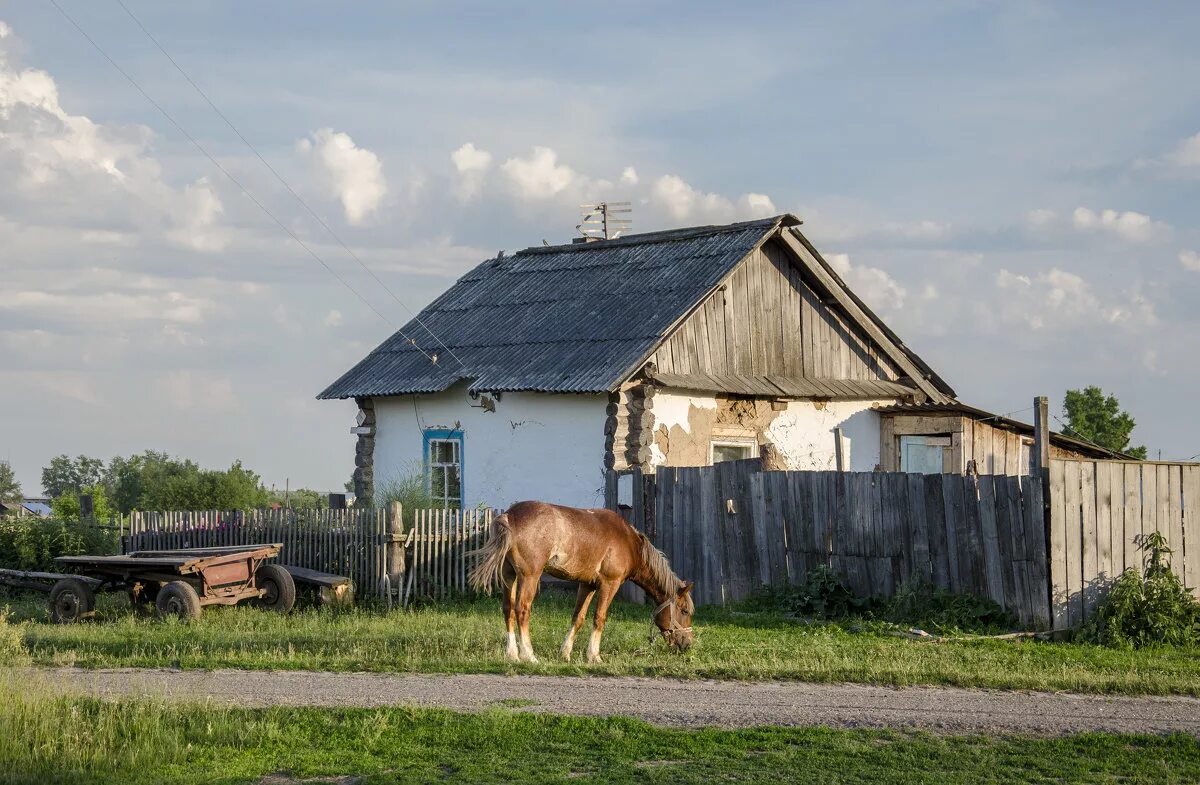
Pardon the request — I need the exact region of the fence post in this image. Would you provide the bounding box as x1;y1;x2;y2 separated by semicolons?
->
1032;395;1054;629
387;502;404;601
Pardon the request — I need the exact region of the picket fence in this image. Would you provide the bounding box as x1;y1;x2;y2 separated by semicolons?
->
124;506;493;603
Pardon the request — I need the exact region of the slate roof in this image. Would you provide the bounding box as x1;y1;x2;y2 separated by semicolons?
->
319;216;792;398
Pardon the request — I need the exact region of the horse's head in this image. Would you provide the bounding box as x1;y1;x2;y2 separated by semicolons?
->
654;581;695;652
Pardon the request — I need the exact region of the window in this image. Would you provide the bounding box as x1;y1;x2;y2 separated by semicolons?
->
899;435;950;474
711;440;756;464
424;429;463;508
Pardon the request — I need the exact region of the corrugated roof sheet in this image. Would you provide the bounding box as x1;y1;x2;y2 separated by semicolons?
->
652;372;920;400
319;216;789;398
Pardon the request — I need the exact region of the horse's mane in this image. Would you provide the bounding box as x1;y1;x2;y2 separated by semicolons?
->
638;535;694;613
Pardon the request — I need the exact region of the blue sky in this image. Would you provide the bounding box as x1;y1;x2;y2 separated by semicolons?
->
2;1;1199;493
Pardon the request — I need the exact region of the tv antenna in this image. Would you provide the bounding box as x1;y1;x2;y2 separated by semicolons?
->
577;202;631;241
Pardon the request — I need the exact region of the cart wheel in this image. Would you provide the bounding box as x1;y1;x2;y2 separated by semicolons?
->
156;581;202;622
48;578;96;624
253;564;296;613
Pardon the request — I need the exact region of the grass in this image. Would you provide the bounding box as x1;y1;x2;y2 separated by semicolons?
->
2;672;1199;785
4;590;1200;695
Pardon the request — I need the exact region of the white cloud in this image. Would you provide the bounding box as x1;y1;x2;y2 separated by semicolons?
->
1071;206;1167;243
450;142;492;200
620;166;639;185
652;174;731;221
1167;131;1200;168
1181;250;1200;272
994;268;1156;330
0;21;10;40
500;146;578;199
740;193;777;217
1026;208;1057;228
0;24;225;250
298;128;387;225
826;253;907;311
322;309;344;327
155;371;238;414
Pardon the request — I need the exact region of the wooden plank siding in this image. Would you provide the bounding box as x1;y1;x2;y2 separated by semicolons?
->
649;240;904;384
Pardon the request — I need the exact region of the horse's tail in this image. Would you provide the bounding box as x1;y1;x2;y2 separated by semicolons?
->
468;512;512;594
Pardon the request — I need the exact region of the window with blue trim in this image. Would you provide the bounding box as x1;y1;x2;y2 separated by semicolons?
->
423;429;463;509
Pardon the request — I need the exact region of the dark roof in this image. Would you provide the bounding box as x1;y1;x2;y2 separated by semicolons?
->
650;372;921;400
320;216;792;398
318;214;954;400
873;402;1121;458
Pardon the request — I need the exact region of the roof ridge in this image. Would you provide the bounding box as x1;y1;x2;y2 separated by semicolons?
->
515;213;798;256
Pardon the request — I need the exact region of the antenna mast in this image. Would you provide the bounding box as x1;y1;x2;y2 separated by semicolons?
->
577;202;631;241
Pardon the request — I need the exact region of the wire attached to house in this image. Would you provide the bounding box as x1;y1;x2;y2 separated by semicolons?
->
1049;412;1120;456
47;0;443;368
111;0;468;372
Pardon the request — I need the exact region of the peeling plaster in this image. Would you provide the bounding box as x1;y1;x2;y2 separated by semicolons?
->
651;389;891;471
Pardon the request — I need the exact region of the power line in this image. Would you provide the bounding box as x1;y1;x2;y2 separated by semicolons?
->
111;0;467;372
1049;413;1121;457
47;0;442;367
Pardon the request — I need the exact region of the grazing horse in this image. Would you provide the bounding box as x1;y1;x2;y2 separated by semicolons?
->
468;501;694;663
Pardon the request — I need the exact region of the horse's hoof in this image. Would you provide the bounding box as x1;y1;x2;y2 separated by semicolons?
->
522;653;539;664
587;655;603;665
505;649;520;663
560;648;572;661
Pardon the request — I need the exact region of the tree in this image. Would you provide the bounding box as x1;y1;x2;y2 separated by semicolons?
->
50;484;116;522
1063;386;1148;459
0;461;21;505
41;454;105;499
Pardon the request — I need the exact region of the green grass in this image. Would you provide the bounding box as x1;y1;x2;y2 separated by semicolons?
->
2;671;1199;785
3;591;1200;695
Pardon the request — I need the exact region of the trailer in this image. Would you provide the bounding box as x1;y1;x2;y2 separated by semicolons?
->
0;543;295;623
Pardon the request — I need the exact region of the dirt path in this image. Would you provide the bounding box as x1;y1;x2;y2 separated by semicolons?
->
44;667;1200;736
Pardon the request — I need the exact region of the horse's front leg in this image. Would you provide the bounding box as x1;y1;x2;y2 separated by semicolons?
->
587;581;621;664
562;583;597;661
516;571;541;663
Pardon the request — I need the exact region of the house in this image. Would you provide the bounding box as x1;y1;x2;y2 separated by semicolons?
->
0;497;51;518
319;214;1113;509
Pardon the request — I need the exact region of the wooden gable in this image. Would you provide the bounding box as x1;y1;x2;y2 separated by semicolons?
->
647;237;905;387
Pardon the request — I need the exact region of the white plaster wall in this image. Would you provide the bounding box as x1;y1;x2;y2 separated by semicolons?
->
650;389;890;472
372;384;608;510
766;399;891;471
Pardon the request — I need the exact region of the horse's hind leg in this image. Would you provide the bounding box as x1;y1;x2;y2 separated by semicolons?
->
502;563;519;662
586;580;621;664
516;571;541;663
561;583;597;661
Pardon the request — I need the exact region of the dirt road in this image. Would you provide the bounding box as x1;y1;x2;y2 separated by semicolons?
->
46;667;1200;736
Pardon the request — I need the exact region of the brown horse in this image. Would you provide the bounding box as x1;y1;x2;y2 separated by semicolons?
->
468;501;694;663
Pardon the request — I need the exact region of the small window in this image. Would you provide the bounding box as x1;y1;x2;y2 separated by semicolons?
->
900;435;949;474
711;441;755;464
424;430;463;509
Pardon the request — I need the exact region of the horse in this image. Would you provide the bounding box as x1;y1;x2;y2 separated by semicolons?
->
468;500;694;663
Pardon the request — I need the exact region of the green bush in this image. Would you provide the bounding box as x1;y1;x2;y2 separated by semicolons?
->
0;518;118;572
740;566;869;619
372;464;440;526
878;580;1015;634
1082;532;1200;648
740;566;1014;634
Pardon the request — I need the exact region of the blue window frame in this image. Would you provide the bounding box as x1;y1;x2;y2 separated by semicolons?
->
423;428;463;508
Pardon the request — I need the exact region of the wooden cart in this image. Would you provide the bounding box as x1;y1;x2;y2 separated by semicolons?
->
0;543;295;623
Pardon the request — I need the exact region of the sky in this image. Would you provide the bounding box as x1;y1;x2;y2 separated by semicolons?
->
2;1;1199;495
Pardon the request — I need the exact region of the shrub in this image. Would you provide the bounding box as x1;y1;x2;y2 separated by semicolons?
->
741;566;869;619
0;518;118;572
739;567;1014;633
1082;532;1200;648
878;579;1015;634
372;464;440;526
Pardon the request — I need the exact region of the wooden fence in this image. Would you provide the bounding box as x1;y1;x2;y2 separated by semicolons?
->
634;462;1050;627
405;507;492;602
1049;458;1200;627
123;506;494;603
